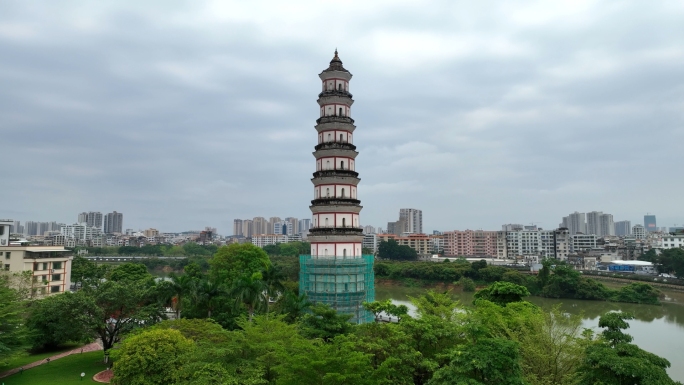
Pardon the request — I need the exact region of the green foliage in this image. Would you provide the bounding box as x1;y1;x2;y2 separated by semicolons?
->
70;256;108;288
0;274;24;363
78;280;166;351
300;303;354;342
477;266;508;282
457;277;477;291
363;300;409;322
25;293;92;350
229;274;269;321
410;290;461;320
112;328;194;385
210;243;271;284
652;248;684;277
107;262;153;284
577;312;680;385
275;334;374;385
429;338;527;385
262;242;311;257
611;282;661;304
377;239;418;261
474;282;530;306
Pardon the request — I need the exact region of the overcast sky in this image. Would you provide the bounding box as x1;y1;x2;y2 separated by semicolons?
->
1;0;683;234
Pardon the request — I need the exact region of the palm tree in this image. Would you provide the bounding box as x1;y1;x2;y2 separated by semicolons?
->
194;278;224;318
281;291;311;323
229;274;268;322
261;266;286;305
168;273;197;320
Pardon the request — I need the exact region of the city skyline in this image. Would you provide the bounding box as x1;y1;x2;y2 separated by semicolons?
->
1;1;683;234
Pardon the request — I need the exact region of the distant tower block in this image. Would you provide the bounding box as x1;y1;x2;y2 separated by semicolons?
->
299;50;374;324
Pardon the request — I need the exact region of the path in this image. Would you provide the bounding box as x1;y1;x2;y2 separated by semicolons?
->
0;341;103;379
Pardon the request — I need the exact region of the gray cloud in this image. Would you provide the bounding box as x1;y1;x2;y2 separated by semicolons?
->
1;0;683;233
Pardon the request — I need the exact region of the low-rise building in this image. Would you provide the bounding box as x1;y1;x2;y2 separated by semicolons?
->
659;235;684;250
251;234;289;248
1;225;73;298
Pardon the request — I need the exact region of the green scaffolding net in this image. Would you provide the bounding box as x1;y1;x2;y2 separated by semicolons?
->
299;254;375;324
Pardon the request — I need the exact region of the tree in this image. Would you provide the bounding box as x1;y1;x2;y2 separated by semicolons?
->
377;239;418;261
210;243;271;284
653;248;684;277
0;275;24;362
275;335;374;385
474;282;530;306
229;274;268;321
300;303;354;342
577;312;681;385
79;280;166;351
71;256;108;288
193;278;225;318
428;338;526;385
25;292;93;350
278;291;311;323
108;262;153;284
111;328;194;385
363;300;409;322
166;272;198;319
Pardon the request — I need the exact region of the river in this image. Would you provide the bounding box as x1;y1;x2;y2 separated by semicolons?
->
376;283;684;382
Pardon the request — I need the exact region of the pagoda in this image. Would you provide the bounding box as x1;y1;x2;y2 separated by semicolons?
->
299;51;374;323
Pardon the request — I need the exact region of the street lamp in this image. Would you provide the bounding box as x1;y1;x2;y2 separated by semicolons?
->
81;372;85;381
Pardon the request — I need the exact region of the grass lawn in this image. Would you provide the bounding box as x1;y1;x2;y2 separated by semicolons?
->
2;351;107;385
1;343;84;372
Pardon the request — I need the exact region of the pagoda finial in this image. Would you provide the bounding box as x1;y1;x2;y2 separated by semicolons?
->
333;48;339;60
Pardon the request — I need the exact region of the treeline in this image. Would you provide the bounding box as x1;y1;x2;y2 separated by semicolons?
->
75;242;219;257
262;241;310;257
376;259;662;305
641;248;684;277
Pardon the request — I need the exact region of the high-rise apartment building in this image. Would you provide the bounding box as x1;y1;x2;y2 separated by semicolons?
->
252;217;268;236
298;219;311;234
644;214;657;232
614;221;631;236
285;217;299;236
561;212;586;235
399;208;423;234
78;212;103;229
586;211;602;235
103;211;123;234
363;225;376;234
387;219;406;236
268;217;282;235
502;224;524;231
233;219;243;237
599;214;615;237
242;219;253;238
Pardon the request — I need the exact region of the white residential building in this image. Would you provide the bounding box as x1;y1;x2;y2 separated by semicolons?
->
251;234;289;248
362;234;378;254
633;225;646;240
659;235;684;250
399;208;423;234
571;234;597;253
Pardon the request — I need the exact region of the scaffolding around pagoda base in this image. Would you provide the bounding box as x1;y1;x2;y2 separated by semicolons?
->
299;254;375;324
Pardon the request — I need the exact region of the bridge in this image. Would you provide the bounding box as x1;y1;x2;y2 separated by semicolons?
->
83;255;188;262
